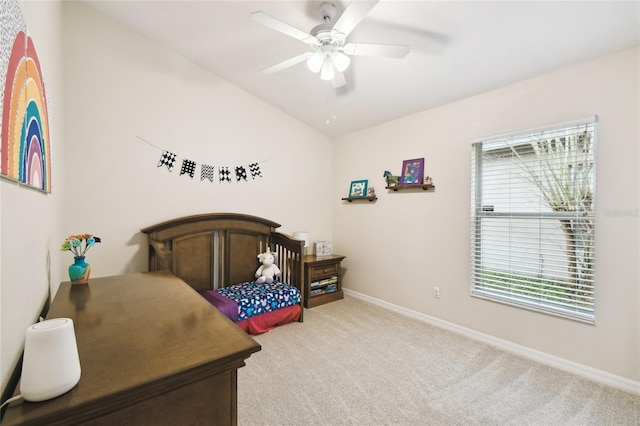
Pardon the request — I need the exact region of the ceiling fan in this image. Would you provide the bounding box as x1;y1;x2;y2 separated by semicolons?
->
251;1;410;88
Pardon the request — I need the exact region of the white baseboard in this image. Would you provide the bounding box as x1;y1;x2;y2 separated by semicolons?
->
343;288;640;395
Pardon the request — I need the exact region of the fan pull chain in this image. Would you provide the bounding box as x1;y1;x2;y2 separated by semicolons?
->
325;88;336;124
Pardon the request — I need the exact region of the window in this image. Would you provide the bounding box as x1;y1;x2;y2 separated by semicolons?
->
470;117;597;323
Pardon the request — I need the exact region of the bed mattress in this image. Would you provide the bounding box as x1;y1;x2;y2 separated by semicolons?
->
203;280;301;322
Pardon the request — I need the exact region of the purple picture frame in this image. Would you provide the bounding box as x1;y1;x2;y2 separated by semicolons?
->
400;158;424;185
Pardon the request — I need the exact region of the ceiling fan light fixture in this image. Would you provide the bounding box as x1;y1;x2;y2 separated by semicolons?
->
320;57;335;81
253;1;412;89
306;52;324;73
331;51;350;72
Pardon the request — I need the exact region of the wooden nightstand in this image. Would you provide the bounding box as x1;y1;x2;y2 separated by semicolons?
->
303;254;346;308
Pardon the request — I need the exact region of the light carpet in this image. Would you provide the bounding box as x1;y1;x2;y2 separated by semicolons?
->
237;296;639;426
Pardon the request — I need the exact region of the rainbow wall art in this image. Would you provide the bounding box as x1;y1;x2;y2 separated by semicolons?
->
0;0;51;193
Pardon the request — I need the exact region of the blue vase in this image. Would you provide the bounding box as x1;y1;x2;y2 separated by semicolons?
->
69;256;91;285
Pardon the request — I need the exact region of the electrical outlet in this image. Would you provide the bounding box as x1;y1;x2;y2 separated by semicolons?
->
433;286;440;299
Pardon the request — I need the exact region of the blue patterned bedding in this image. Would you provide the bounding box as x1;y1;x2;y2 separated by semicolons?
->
215;280;301;321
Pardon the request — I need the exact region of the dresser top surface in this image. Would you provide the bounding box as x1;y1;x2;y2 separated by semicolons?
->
4;271;260;424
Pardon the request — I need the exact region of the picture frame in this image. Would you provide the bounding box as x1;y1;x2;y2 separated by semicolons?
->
348;179;368;198
400;158;424;185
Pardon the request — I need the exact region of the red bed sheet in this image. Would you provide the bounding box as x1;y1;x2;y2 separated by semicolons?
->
236;304;301;335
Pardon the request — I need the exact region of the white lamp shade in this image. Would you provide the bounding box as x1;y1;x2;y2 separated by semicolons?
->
292;232;310;248
20;318;81;402
306;52;324;73
320;57;335;81
331;51;350;72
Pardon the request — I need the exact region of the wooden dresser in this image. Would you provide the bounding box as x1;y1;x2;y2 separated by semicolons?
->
2;271;260;425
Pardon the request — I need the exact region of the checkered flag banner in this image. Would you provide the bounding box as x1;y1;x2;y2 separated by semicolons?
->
139;136;271;184
249;163;262;179
158;150;177;172
235;166;248;182
201;164;215;182
219;166;231;183
180;159;196;178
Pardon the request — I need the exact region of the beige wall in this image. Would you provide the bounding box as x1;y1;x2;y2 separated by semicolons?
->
0;1;65;392
333;47;640;382
60;0;334;281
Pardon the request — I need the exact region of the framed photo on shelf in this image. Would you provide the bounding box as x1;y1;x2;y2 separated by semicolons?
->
348;179;368;198
401;158;424;185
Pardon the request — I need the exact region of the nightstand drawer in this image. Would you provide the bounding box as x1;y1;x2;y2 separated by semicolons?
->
310;263;339;279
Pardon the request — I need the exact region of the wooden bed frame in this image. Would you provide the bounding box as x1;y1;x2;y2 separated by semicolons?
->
141;213;305;321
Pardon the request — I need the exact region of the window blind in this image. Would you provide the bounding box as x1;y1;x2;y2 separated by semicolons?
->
470;118;597;323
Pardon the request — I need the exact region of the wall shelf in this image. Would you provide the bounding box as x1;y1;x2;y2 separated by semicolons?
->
341;196;377;202
386;184;435;192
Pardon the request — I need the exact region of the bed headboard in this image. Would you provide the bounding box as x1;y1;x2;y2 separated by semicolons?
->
141;213;304;298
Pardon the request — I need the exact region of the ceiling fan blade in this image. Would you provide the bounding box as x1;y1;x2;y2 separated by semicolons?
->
343;43;410;58
331;71;346;89
262;52;312;74
362;18;450;55
332;0;379;37
251;11;318;45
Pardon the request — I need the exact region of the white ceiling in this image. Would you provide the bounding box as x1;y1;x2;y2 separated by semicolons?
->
84;1;640;138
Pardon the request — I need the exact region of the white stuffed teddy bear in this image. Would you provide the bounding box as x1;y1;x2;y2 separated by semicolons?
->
255;247;281;284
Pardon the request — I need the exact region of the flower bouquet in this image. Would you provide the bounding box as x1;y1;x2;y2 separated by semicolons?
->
61;234;101;284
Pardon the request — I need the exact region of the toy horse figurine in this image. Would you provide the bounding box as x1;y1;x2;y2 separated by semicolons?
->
383;170;400;187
